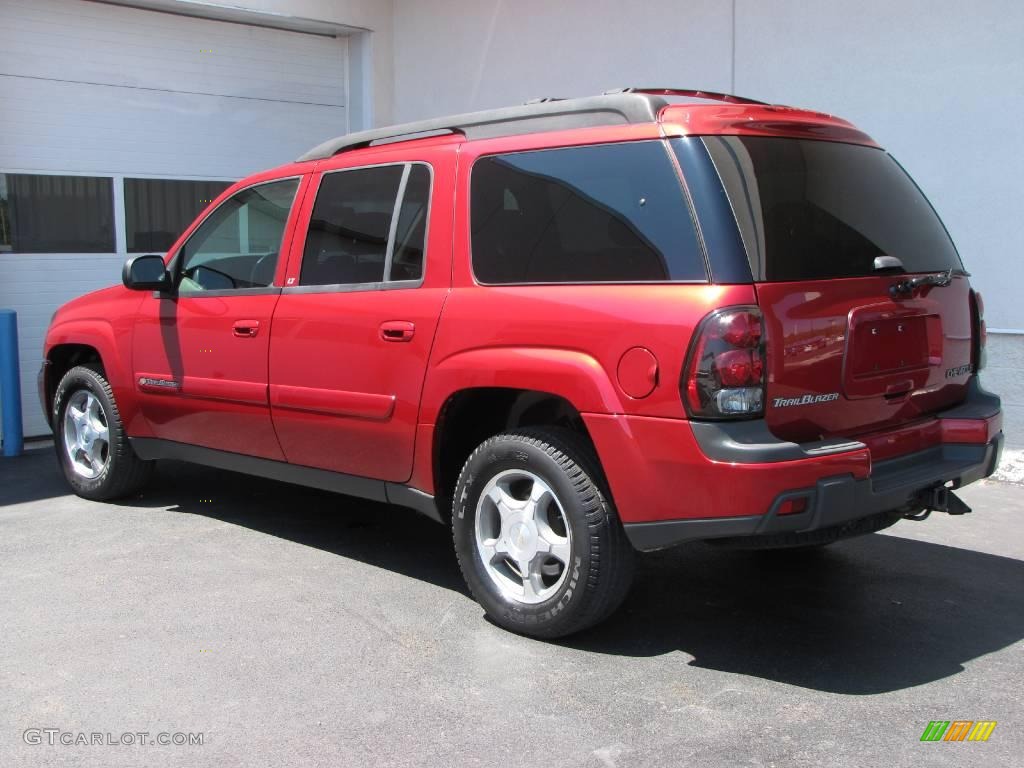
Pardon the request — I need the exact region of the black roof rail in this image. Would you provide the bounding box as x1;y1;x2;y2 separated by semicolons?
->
602;87;769;106
297;93;664;161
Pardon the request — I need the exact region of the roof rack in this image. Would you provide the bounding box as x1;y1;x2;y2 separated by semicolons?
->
296;94;661;161
297;88;769;162
602;87;768;105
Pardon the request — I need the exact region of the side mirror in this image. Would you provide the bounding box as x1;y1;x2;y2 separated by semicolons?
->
122;254;171;292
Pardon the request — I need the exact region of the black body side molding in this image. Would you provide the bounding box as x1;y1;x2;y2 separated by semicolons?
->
129;438;442;522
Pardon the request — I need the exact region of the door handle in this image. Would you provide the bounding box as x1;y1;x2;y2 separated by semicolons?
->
232;320;260;338
379;321;415;342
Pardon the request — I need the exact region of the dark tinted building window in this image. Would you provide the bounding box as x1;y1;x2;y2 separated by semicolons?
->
301;166;404;286
0;174;114;253
470;141;705;284
701;136;962;281
389;165;431;282
126;178;232;253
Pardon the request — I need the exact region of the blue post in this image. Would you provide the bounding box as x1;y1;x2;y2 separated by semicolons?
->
0;309;23;457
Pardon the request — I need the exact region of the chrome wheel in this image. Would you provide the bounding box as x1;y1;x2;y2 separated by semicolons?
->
62;389;110;479
474;469;573;605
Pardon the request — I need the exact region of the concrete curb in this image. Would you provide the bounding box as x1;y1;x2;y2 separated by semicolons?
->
992;447;1024;485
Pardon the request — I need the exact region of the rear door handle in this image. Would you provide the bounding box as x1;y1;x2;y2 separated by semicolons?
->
379;321;415;342
233;320;260;338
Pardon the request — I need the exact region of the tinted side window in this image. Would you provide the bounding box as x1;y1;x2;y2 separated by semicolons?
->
389;165;431;282
178;178;299;292
300;166;404;286
125;178;233;253
701;136;962;281
0;174;114;253
471;141;705;284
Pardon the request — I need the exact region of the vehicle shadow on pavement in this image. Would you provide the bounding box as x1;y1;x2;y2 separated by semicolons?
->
7;449;1022;695
0;446;75;507
133;459;471;596
0;449;467;593
565;536;1024;695
138;460;1024;696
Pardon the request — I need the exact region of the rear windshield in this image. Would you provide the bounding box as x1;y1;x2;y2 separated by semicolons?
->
471;141;706;284
702;136;962;281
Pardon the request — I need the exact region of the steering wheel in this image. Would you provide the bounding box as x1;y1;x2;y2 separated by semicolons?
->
182;264;236;291
250;252;277;287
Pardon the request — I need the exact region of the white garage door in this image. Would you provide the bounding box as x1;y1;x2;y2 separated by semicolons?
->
0;0;349;439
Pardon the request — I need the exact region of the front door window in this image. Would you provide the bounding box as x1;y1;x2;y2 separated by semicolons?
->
177;178;300;292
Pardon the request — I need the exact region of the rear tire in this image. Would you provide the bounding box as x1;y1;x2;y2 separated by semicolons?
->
452;427;634;638
53;364;153;500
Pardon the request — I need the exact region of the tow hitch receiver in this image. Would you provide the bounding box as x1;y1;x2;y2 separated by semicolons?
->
918;485;972;515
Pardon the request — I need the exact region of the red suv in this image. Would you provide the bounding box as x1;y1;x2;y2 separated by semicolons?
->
40;89;1002;637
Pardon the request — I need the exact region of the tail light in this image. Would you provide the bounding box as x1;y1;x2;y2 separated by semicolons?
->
682;307;766;419
971;290;987;371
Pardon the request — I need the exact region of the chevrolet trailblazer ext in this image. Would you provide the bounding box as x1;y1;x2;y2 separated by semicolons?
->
40;89;1002;637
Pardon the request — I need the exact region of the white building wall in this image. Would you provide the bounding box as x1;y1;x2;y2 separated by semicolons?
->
393;0;1024;446
0;0;390;440
734;0;1024;449
203;0;395;127
2;1;350;178
3;0;1019;444
391;0;734;121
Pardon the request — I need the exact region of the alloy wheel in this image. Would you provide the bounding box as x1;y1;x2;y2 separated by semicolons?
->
474;469;574;605
62;389;111;479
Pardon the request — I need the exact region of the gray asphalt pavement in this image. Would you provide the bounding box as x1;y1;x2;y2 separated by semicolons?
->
2;445;1022;767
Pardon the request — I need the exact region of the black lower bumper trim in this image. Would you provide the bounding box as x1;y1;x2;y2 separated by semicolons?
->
624;434;1003;552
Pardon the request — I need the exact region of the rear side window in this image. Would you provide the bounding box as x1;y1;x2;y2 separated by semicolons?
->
300;163;431;287
300;166;403;286
701;136;962;281
471;141;706;284
389;164;431;282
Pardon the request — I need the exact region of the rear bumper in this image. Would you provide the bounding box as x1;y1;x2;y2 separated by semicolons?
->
623;436;1002;551
582;378;1003;552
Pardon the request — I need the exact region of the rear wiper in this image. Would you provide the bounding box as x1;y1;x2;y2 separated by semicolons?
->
873;255;906;274
890;268;954;298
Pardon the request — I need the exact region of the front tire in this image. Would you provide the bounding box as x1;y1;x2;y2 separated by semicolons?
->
53;364;153;500
452;428;634;638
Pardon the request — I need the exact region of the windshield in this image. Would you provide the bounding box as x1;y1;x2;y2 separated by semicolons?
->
701;136;962;281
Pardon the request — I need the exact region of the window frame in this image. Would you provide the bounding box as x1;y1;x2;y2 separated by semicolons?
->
467;139;710;287
168;175;303;298
283;160;434;296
